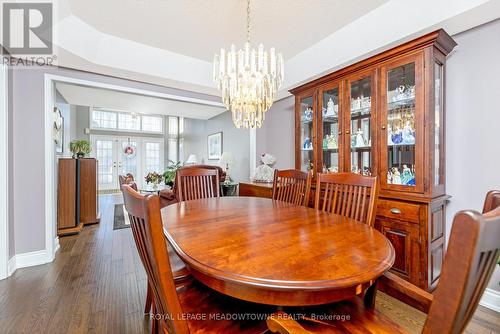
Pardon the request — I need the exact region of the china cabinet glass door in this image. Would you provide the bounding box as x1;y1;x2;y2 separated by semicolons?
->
381;54;424;192
319;84;341;173
434;61;445;191
297;94;315;172
346;74;373;176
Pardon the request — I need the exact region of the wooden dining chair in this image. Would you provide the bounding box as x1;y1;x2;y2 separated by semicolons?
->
483;190;500;213
314;173;379;226
272;169;312;206
175;167;220;202
267;203;500;334
122;185;190;318
122;185;274;334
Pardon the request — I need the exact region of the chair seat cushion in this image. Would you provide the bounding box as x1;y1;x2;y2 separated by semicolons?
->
177;280;274;334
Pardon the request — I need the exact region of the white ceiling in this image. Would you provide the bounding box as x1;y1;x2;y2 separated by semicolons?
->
62;0;389;61
55;83;226;120
51;0;500;100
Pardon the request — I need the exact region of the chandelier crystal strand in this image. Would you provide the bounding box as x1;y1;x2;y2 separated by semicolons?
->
213;0;284;129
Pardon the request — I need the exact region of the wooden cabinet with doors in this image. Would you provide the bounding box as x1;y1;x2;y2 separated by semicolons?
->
291;30;456;291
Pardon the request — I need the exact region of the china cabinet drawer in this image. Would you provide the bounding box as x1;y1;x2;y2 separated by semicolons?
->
377;199;420;224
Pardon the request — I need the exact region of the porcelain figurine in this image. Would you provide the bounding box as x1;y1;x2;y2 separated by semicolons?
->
387;128;394;145
355;129;366;148
326;98;335;116
303;138;312;150
391;128;403;145
401;164;411;185
302;107;313;122
327;134;337;149
402;121;416;144
391;167;401;185
252;153;276;183
328;166;338;173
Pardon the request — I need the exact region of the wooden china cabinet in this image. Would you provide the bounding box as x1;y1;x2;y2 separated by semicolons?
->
291;30;456;291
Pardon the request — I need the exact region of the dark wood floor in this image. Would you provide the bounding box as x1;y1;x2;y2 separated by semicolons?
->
0;194;498;334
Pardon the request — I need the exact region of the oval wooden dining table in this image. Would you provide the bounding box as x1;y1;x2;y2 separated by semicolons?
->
161;196;395;307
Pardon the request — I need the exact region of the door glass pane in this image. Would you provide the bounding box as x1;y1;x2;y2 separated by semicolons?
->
350;77;372;176
299;96;314;172
145;142;161;173
95;140;114;185
386;63;416;186
321;88;339;173
120;140;138;177
434;63;444;186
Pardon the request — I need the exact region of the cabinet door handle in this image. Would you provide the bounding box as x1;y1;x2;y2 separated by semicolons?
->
390;208;401;214
345;130;350;135
338;131;343;135
381;125;386;130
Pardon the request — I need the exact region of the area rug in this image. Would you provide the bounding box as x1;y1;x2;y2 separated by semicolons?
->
113;204;131;230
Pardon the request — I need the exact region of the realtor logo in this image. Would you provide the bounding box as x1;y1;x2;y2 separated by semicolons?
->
2;2;53;55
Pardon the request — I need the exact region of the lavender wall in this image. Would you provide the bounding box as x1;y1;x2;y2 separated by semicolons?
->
8;65;221;258
445;19;500;292
255;96;295;170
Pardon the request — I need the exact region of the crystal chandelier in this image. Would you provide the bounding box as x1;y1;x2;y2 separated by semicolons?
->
213;0;284;129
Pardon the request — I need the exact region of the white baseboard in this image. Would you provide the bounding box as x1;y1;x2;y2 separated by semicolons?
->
7;256;16;276
6;243;59;277
480;288;500;313
53;237;60;254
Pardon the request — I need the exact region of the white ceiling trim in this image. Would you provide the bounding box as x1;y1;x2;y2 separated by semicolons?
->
52;0;500;101
283;0;493;92
54;15;215;92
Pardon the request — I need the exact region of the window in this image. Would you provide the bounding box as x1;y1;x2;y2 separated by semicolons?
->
91;109;164;133
168;116;178;135
92;110;117;129
142;115;163;133
118;113;140;131
168;139;178;163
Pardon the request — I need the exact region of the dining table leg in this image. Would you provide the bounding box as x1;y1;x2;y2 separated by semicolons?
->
363;279;378;309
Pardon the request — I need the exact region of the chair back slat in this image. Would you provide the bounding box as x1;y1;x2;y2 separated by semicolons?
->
314;173;378;226
122;185;190;334
423;202;500;334
176;168;220;202
272;169;312;206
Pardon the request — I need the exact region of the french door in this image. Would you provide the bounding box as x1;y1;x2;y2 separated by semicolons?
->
91;135;164;191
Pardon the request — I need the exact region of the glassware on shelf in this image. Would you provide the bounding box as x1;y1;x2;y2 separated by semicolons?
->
386;62;416;186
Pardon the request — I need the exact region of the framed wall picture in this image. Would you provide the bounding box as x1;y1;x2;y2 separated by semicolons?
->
53;107;64;154
207;132;223;160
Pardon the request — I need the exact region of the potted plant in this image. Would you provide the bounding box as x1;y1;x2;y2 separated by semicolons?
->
163;161;181;188
69;140;92;158
145;171;163;190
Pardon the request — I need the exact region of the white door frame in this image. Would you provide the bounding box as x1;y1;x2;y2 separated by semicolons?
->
44;74;221;262
90;134;165;191
0;63;9;279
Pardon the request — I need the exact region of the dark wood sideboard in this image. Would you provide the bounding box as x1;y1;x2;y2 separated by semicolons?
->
57;158;100;236
239;182;273;198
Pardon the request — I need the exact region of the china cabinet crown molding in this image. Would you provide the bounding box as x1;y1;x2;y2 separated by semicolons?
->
291;29;456;292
